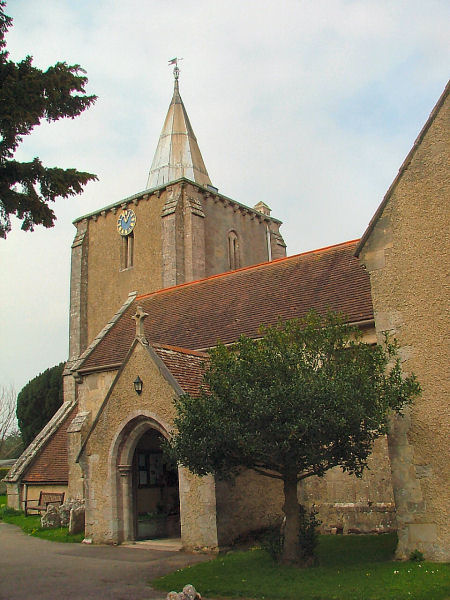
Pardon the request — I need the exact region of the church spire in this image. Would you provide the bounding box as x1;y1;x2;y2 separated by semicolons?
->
146;60;212;189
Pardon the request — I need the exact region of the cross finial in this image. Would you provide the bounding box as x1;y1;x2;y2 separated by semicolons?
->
131;306;149;340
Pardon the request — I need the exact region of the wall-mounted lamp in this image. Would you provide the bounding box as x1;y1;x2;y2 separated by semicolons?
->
133;376;143;395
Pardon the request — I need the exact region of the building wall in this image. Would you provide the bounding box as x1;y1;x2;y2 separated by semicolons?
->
214;436;396;546
359;88;449;560
301;436;396;534
23;484;68;503
201;188;285;276
216;470;284;546
79;342;219;551
69;180;286;360
67;369;117;500
84;193;166;347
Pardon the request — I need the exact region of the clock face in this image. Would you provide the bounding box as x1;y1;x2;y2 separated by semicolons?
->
117;208;136;236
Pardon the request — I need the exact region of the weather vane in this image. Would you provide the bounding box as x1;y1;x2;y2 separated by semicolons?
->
168;57;183;82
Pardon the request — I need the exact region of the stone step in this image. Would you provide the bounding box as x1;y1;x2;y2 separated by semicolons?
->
124;537;183;551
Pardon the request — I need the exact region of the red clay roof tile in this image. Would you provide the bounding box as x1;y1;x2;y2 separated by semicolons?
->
80;240;373;372
153;344;207;397
22;407;77;484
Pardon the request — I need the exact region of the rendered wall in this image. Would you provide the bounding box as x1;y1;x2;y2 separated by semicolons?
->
201;187;285;275
23;484;68;502
359;88;449;560
161;181;286;287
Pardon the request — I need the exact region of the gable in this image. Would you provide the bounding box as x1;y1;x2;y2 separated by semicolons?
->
77;339;207;461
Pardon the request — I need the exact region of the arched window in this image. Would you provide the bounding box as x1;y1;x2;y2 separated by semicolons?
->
227;230;240;270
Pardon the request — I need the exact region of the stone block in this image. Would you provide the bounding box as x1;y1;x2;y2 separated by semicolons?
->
69;505;85;535
41;505;61;529
58;502;72;527
408;523;437;543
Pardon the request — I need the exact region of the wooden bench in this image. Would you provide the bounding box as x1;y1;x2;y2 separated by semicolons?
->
24;492;65;516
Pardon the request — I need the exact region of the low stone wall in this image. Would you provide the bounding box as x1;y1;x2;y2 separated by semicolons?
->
310;501;397;534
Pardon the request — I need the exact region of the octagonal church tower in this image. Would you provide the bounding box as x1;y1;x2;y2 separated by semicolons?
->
68;64;286;363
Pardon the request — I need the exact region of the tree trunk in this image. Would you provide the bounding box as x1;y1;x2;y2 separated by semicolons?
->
281;473;300;564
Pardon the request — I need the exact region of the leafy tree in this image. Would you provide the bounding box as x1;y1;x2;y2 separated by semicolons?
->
0;1;97;238
0;430;23;459
170;311;421;565
17;362;64;447
0;384;19;457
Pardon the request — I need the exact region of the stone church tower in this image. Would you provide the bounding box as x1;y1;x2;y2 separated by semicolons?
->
69;65;286;362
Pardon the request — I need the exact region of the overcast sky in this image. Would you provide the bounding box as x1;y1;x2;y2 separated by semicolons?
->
1;0;448;394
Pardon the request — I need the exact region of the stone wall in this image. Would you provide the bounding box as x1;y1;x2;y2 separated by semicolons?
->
84;193;165;347
79;341;219;550
215;470;284;546
359;87;449;560
214;436;395;547
301;436;396;534
69;180;286;359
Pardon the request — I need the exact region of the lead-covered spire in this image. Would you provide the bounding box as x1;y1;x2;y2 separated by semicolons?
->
146;60;212;189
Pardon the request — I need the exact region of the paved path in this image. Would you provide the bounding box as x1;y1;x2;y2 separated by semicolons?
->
0;522;211;599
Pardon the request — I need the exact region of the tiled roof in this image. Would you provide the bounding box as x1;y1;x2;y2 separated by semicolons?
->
153;344;207;397
80;240;373;372
22;407;77;484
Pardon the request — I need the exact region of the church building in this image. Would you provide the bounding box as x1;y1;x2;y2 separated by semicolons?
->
6;68;449;561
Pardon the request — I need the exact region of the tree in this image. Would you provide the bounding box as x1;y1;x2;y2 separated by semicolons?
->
16;362;64;447
0;384;20;457
170;311;421;565
0;2;97;238
0;430;23;459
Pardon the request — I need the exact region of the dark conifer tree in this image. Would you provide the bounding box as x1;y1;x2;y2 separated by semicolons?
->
0;1;97;238
17;362;64;447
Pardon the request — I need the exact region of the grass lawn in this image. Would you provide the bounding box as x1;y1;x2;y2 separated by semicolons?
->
0;494;84;543
152;534;450;600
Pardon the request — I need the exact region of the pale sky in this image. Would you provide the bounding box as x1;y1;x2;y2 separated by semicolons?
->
1;0;449;394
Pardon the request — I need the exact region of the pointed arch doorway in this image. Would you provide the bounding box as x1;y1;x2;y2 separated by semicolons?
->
113;415;180;543
133;428;180;540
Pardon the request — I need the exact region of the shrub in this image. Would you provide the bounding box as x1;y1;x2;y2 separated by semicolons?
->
0;503;21;518
409;549;425;562
262;523;285;561
298;504;321;562
262;505;321;564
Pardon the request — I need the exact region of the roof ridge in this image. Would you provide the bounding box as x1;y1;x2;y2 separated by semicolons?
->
68;291;138;373
136;239;360;301
152;343;208;358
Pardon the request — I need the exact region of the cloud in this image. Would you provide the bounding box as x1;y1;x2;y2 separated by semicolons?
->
1;0;449;391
